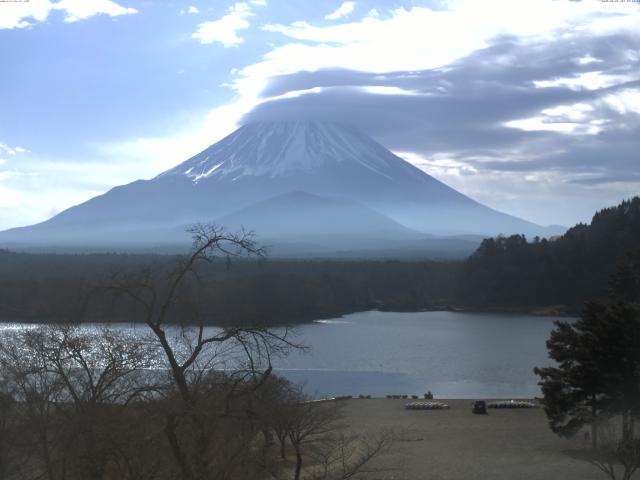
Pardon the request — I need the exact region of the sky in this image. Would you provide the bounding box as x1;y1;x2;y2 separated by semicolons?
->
0;0;639;230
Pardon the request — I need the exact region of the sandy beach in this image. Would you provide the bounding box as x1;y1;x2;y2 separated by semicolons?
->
340;398;605;480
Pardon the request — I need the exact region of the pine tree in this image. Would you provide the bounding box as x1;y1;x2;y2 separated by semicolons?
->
535;251;640;448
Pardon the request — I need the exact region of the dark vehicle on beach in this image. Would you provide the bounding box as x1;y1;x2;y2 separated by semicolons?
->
472;400;487;414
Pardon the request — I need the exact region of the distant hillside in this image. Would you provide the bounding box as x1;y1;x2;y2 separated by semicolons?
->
216;191;423;245
457;197;640;311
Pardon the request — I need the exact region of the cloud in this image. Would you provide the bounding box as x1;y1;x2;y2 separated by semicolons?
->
0;147;137;229
0;185;22;209
0;143;27;156
504;102;607;136
243;29;636;148
239;24;639;224
325;2;355;21
576;54;602;65
0;0;137;29
192;2;254;47
533;70;640;91
603;88;640;114
181;5;199;15
97;100;253;180
53;0;137;23
248;5;639;142
0;1;52;29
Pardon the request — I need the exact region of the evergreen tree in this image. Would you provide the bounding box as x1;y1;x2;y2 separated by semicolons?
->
535;253;640;448
534;302;613;447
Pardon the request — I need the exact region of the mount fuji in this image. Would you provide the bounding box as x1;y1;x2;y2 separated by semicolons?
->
0;121;559;256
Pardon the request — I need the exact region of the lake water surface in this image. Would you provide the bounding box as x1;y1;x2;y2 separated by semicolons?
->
0;311;562;399
274;310;560;399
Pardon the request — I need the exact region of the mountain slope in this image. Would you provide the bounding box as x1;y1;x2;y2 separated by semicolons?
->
0;120;553;249
216;190;424;245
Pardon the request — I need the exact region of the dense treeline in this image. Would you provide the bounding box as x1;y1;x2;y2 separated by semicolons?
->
459;197;640;312
1;197;639;324
0;249;459;325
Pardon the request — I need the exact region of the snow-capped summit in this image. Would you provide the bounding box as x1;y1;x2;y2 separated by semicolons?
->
0;120;559;253
159;121;420;182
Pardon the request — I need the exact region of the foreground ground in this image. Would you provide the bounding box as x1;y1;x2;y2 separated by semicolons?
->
340;399;606;480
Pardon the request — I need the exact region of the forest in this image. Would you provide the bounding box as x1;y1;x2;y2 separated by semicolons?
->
0;196;639;325
458;196;640;311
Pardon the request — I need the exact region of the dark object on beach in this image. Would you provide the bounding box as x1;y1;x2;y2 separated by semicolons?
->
424;391;434;399
472;400;487;414
335;395;353;401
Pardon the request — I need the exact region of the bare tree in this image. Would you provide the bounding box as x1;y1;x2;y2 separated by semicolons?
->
0;369;19;480
100;224;295;403
307;430;396;480
258;386;395;480
287;400;344;480
95;224;300;480
0;329;67;480
584;416;640;480
250;375;300;461
20;326;158;408
0;325;159;480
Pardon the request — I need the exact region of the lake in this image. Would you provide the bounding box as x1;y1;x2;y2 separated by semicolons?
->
274;310;560;399
0;311;562;399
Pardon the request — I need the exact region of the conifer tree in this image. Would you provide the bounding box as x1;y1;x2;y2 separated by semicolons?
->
535;251;640;448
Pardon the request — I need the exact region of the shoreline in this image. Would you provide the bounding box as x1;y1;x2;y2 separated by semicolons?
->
0;304;577;326
376;304;578;317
